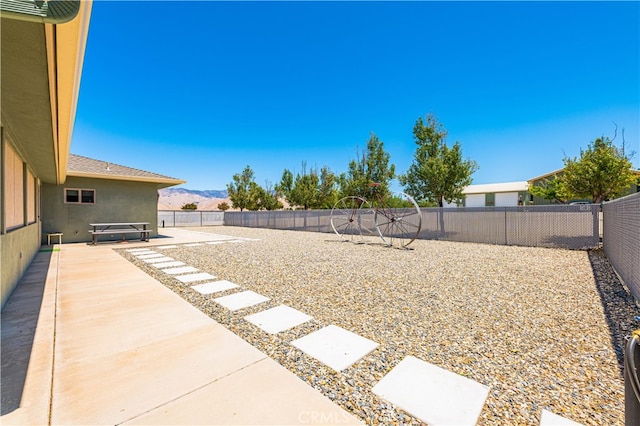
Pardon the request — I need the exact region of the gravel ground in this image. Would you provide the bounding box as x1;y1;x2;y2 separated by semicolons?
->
119;226;639;425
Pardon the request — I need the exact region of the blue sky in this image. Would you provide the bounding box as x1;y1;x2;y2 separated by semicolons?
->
72;1;640;191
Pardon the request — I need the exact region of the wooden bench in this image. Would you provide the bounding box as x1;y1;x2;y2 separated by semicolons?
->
89;222;152;245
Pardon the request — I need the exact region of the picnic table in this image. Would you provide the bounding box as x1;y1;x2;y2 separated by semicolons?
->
89;222;152;245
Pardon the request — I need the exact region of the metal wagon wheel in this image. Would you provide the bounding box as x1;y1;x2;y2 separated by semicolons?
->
330;196;374;243
374;192;422;248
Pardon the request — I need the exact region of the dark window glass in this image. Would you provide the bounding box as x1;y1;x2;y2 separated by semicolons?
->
81;190;95;204
66;189;79;203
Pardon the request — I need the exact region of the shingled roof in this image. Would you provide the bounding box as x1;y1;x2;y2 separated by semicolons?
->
67;154;185;188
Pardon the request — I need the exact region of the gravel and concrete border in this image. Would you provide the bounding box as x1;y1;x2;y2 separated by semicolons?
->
120;226;640;425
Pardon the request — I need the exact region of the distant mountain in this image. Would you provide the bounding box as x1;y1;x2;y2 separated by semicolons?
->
160;188;228;198
158;187;230;210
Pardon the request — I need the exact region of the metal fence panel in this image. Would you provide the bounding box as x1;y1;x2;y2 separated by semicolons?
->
417;205;599;249
221;205;599;250
158;211;224;228
603;192;640;300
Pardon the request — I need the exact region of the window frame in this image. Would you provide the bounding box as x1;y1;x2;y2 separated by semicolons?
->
64;188;96;205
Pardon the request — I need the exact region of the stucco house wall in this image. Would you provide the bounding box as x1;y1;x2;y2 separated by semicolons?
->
41;176;160;244
1;1;92;309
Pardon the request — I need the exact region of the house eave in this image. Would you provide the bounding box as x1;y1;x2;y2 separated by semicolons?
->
67;171;186;189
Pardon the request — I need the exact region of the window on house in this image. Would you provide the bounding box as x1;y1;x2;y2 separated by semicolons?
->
4;141;24;229
27;169;36;223
65;188;95;204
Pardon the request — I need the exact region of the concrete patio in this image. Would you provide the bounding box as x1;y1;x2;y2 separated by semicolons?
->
0;230;361;425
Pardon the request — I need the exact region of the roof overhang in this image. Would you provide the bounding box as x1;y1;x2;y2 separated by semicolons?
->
0;0;81;24
67;171;187;189
1;0;91;184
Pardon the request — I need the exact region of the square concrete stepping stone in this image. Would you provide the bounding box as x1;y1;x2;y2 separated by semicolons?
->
142;256;175;264
213;291;269;311
135;253;164;259
540;410;583;425
371;355;489;426
155;245;178;249
245;305;312;334
162;266;199;275
151;261;186;269
184;243;204;247
191;280;239;295
175;272;216;283
291;325;379;371
126;248;154;253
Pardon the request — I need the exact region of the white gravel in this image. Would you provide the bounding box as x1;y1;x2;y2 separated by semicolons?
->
120;226;639;425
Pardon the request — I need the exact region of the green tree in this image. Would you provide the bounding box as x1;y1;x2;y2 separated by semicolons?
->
339;133;395;200
217;202;230;211
259;180;283;211
277;163;338;210
226;165;254;212
561;136;636;203
246;182;263;211
181;202;198;210
318;166;339;209
399;114;478;207
528;176;570;204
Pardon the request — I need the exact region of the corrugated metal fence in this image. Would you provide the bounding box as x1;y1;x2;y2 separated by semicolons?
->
603;192;640;300
213;204;600;250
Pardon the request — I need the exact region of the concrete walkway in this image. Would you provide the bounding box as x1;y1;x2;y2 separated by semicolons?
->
1;232;361;425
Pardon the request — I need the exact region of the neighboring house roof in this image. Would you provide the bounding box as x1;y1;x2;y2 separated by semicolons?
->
67;154;186;188
528;167;640;184
464;181;529;195
527;168;565;183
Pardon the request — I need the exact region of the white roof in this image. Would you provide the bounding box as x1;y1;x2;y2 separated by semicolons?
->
464;181;529;195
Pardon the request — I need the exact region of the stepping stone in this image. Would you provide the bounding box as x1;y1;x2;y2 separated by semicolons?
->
540;410;584;425
162;266;198;275
151;261;186;269
135;253;164;259
184;243;204;247
371;356;489;426
191;280;239;295
175;272;216;283
126;248;154;253
143;256;175;264
213;290;269;311
155;245;178;249
245;305;312;334
291;325;379;371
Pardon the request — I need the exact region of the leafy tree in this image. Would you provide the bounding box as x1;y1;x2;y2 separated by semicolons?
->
277;163;338;210
217;202;230;211
339;133;395;200
181;202;198;210
399;114;478;207
317;166;339;209
528;176;570;204
561;136;636;203
258;180;283;211
246;182;263;211
226;165;254;212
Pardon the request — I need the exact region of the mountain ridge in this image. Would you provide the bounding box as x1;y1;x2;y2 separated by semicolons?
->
158;187;230;210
